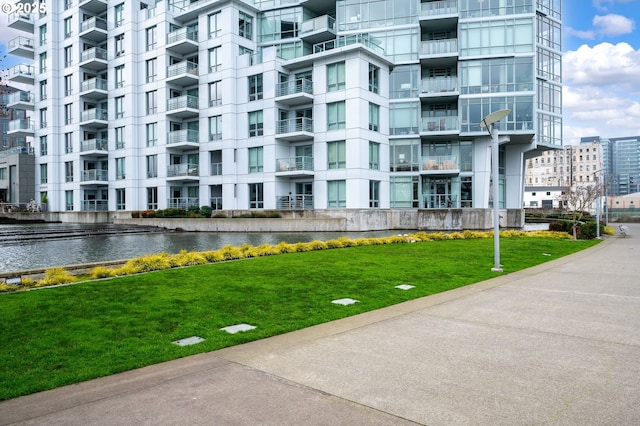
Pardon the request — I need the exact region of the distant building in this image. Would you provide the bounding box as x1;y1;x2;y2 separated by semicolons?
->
582;136;640;196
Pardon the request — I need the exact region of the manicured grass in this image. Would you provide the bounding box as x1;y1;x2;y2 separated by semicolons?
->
0;237;598;400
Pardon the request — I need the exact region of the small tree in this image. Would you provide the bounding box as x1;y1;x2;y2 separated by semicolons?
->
556;183;603;240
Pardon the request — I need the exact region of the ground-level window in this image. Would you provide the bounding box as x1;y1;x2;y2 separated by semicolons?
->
116;188;126;210
147;187;158;210
249;183;263;208
390;176;419;208
327;180;346;208
369;180;380;207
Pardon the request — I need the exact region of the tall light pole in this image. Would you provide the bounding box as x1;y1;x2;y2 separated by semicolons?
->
481;109;511;273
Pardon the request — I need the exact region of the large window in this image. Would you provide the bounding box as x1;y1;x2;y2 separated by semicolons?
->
327;140;346;169
258;7;302;42
39;52;47;73
369;142;380;170
115;96;124;119
116;189;126;210
115;126;124;149
209;81;222;106
114;3;124;27
369;64;379;93
40;136;47;155
460;19;534;57
209;115;222;140
115;158;125;180
459;0;534;18
327;101;346;130
146;155;157;178
146;26;157;50
40;164;48;184
209;46;221;72
327;180;346;208
337;0;418;30
146;90;157;115
369;180;380;208
389;102;419;135
248;74;263;101
146;122;157;147
248;110;263;137
460;57;534;94
115;65;124;88
460;95;533;132
65;162;73;182
146;58;157;82
369;103;380;131
114;34;125;56
248;147;264;173
390;139;419;171
208;12;221;38
65;190;74;211
239;11;253;40
249;183;263;208
64;132;73;153
147;187;158;210
327;61;345;91
390;176;419;208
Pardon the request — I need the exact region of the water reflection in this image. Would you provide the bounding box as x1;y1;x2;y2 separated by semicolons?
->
0;223;404;273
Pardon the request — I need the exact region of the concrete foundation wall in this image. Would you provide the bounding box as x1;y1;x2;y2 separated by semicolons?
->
3;209;525;231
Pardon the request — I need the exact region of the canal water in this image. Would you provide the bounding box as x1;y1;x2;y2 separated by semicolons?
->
0;223;406;273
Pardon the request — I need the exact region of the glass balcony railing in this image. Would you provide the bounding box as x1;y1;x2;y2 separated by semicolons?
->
168;129;199;144
167;163;199;177
81;138;108;152
81;169;108;181
81;108;108;122
8;64;35;79
8;36;34;50
276;194;313;210
421;115;459;132
80;47;108;62
421;76;458;93
313;34;385;56
80;16;107;33
9;119;34;132
82;200;109;211
80;77;108;92
7;90;35;105
420;0;458;16
300;15;336;34
168;197;200;209
420;38;458;56
421;155;458;171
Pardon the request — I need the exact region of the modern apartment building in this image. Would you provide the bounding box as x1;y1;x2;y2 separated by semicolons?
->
7;0;562;229
582;135;640;196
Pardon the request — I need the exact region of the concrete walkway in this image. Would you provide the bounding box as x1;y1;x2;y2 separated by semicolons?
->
2;224;639;425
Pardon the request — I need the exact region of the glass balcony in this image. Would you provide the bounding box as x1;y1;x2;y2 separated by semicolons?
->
421;155;458;173
166;61;199;85
420;0;458;17
79;47;108;70
300;15;336;44
6;90;35;110
81;169;108;182
8;12;34;32
8;119;35;136
82;200;109;211
80;138;108;153
167;129;199;149
276;117;314;141
275;78;313;105
166;27;198;54
166;95;199;118
80;108;109;126
167;163;199;178
7;64;35;84
313;34;385;56
8;36;34;59
421;76;458;94
421;115;459;133
276;156;314;173
420;38;458;56
80;77;108;98
79;17;108;41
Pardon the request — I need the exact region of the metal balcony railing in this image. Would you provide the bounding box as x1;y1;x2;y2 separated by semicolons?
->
276;78;313;97
80;77;108;92
167;163;199;177
167;27;198;44
81;108;108;121
276;194;314;210
81;138;108;152
276;117;313;134
167;95;199;111
168;197;200;209
82;200;109;211
81;169;108;181
276;156;313;172
80;16;107;33
167;61;198;78
80;47;108;62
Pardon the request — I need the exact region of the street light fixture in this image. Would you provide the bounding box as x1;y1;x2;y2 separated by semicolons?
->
481;109;511;273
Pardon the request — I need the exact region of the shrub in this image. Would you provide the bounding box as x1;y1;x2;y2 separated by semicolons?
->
202;250;225;262
274;242;295;253
131;211;140;218
200;206;212;217
293;242;312;252
123;253;172;273
308;240;328;250
254;243;277;256
37;267;77;287
549;220;572;233
140;210;156;218
578;221;600;239
325;239;344;249
172;250;207;267
217;244;245;260
155;209;165;218
111;264;141;276
90;266;114;279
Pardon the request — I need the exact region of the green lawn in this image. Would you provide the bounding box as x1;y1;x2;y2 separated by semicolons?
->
0;237;598;400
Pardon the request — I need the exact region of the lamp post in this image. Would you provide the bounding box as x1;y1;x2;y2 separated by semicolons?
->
481;109;511;273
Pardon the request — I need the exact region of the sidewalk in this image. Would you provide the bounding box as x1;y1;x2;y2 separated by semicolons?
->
2;225;639;425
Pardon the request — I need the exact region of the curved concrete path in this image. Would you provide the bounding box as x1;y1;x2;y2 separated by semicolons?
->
2;224;639;425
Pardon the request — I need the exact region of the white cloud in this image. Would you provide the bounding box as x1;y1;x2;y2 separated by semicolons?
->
593;0;640;12
563;42;640;90
592;14;635;36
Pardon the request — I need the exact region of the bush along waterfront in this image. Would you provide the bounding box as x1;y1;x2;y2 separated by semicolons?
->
3;230;576;293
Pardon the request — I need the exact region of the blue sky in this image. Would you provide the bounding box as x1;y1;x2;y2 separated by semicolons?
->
0;0;639;144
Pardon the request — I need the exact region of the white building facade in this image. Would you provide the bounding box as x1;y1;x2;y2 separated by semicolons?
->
7;0;562;229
